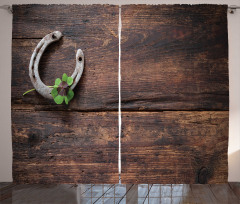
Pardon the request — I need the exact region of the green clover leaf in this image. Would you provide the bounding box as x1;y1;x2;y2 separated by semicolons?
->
64;96;69;105
24;73;75;105
55;78;61;86
67;77;73;86
62;73;68;82
54;95;64;104
67;89;74;102
51;88;58;98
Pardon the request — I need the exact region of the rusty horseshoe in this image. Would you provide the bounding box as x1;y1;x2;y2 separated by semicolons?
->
29;31;84;99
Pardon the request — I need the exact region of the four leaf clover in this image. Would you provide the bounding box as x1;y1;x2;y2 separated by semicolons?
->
51;73;74;105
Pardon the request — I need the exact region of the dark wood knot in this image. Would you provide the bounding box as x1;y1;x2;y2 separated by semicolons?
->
28;132;41;147
198;167;208;184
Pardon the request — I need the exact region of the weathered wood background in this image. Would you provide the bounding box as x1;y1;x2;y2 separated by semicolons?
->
121;5;228;111
12;4;119;183
121;111;228;183
12;5;119;111
121;5;229;183
12;4;229;184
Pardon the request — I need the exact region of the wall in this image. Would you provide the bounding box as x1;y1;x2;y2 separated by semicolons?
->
0;0;240;182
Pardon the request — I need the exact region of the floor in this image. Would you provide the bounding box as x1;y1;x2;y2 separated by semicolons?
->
1;183;240;204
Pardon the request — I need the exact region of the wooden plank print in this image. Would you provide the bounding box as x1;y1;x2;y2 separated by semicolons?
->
12;111;118;183
12;5;119;111
12;4;229;184
121;4;228;111
121;4;229;184
121;111;228;183
12;5;119;183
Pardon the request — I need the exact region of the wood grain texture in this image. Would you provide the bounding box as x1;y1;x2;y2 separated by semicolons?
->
210;184;240;203
12;5;119;183
2;183;240;203
12;5;118;111
121;5;228;111
12;4;229;184
229;182;240;200
121;111;228;184
12;111;118;183
191;184;218;203
12;5;119;39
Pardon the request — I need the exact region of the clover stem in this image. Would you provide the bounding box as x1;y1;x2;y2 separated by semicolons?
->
23;88;36;96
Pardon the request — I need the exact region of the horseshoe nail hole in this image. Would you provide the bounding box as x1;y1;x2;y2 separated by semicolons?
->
78;57;82;62
52;34;57;40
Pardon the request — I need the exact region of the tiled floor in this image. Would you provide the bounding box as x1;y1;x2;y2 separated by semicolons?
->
1;183;240;204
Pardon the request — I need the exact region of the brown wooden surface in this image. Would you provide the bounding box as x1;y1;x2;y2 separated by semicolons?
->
12;5;119;183
210;184;240;203
191;184;218;203
12;111;118;183
12;4;229;184
2;183;240;203
12;5;119;111
121;4;228;111
229;182;240;200
121;111;228;184
121;4;229;184
12;4;118;39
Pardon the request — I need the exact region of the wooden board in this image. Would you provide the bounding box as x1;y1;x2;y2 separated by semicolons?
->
12;5;119;111
121;5;228;111
12;4;119;39
12;4;229;184
121;4;229;184
121;111;228;183
12;5;119;183
210;184;240;203
191;184;218;203
2;183;240;203
12;111;118;183
229;182;240;200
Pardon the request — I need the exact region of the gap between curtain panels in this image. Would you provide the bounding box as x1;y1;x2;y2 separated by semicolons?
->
118;5;122;184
